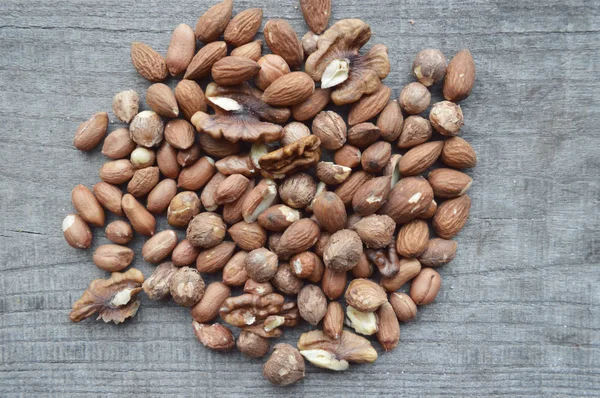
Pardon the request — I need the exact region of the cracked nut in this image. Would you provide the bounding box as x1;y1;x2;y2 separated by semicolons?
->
365;245;400;278
219;292;285;327
263;343;305;386
242;179;278;222
298;330;377;371
142;261;178;300
169;266;205;307
193;321;235;351
345;305;378;335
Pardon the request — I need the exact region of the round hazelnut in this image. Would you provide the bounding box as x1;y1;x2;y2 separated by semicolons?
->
271;263;303;295
281;122;311;146
130;147;156;169
323;229;363;272
186;212;226;249
302;31;319;57
129;110;164;147
237;330;270;358
256;54;290;91
244;248;279;282
399;82;431;115
429;101;464;136
413;48;447;87
297;284;327;326
169;266;205;307
334;145;361;168
263;343;305;386
278;173;316;209
352;214;396;249
398;115;433;148
347;122;381;148
167;191;201;227
312;111;347;150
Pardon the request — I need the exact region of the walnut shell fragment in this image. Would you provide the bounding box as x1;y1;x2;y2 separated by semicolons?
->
258;135;322;178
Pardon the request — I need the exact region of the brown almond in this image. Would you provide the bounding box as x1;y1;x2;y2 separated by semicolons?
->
299;0;331;34
175;80;207;121
131;42;168;82
380;258;421;292
418;238;457;267
443;49;476;102
62;214;92;249
212;56;261;86
93;244;134;272
231;40;263;61
377;100;404;142
73;112;109;151
376;302;400;351
398;115;433;149
312;192;347;234
378;176;434;224
102;127;136;159
291;88;331;121
348;85;391;126
323;301;344;340
93;182;124;216
196;241;236;273
399;141;444;176
312;110;347;150
441;136;477;169
105;220;133;245
334;171;374;206
167;191;202;227
71;184;105;227
156;141;181;179
334;145;361;169
228;221;267;251
418;199;437;219
277;218;321;260
222;179;256;225
178;157;216;190
215;174;250;204
184;41;228;80
142;230;178;263
122;194;156;236
352;175;391;216
224;8;263;47
428;168;472;198
195;0;233;42
321;268;347;300
396;219;429;258
389;292;417;322
257;204;301;232
255;54;290;91
201;172;227;211
146;83;179;118
315;162;351;185
166;24;196;76
164;119;195;150
127;166;160;197
172;239;202;267
263;19;304;70
361;141;391;173
262;72;315;107
410;268;441;305
432;195;471;239
191;282;231;323
347;123;381;149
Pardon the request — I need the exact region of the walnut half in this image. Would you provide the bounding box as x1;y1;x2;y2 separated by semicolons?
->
258;135;322;178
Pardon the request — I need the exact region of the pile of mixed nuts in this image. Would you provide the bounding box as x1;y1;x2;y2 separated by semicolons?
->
65;0;477;385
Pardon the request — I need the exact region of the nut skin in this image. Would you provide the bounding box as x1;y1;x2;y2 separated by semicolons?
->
131;42;168;82
229;221;267;251
257;205;301;232
376;301;400;352
244;248;279;282
271;263;304;295
263;19;304;70
297;284;327;326
390;292;417;322
263;343;305;386
396;219;429;258
196;241;236;273
281;122;310;146
186;212;226;249
122;194;156;236
191;282;231;323
277;218;321;260
429;101;464;136
102;127;137;159
169;267;205;307
129;111;164;148
360;141;391;173
175;80;207;121
321;268;346;300
352;214;396;249
93;244;134;272
156;141;181;179
105;220;133;245
73;112;109;151
192;322;235;351
398;115;432;149
345;278;388;312
172;239;202;267
413;48;447;87
142;230;178;264
237;330;270;358
380;257;422;292
334;145;361;169
418;238;458;267
432;195;471;239
312;111;347;150
399;82;431;115
255;54;290;91
313;192;347;234
352;175;391;216
428;168;472;198
441;136;477;169
279;173;316;209
112;90;140;124
323;229;363;272
443;49;476;102
410;268;441;305
71;184;105;227
147;178;178;214
195;0;233;43
377;100;404;141
323;301;344;340
222;251;250;286
347;122;381;149
142;262;178;300
93;182;124;216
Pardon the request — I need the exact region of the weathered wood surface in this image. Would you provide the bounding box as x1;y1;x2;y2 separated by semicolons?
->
0;0;598;396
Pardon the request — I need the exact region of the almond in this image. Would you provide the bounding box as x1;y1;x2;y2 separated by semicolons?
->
167;191;201;227
93;182;124;216
156;141;181;179
399;141;444;176
93;244;135;272
397;115;432;149
418;238;457;267
212;56;261;85
396;219;429;258
105;220;133;245
323;301;344;339
215;174;250;204
191;282;231;322
334;145;361;169
164;119;195;150
291;88;331;121
428;168;472;198
378;176;434;223
255;54;290;91
299;0;331;34
62;214;92;249
418;199;437;219
335;171;374;206
321;268;347;300
376;302;400;351
131;42;168;82
432;195;471;239
184;41;228;80
313;192;347;234
380;258;421;292
73;112;109;151
230;40;263;61
352;215;395;249
361;141;391;173
262;72;315;106
376;100;403;141
352;175;391;216
242;179;278;222
127;166;160;197
172;239;202;267
178;156;216;190
177;144;201;167
443;49;476;102
175;80;207;121
223;178;256;225
224;8;263;47
277;218;321;260
71;184;105;227
228;221;267;251
146;83;179;118
347;123;381;148
312;110;347;150
323;229;363;272
263;19;304;70
195;0;233;43
441;136;477;169
257;205;301;232
166;24;196;76
102;128;136;159
345;278;387;312
122;194;156;236
315;162;351;185
348;85;391;126
196;241;236;273
112;90;140;124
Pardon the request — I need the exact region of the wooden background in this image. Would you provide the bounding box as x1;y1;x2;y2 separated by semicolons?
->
0;0;598;396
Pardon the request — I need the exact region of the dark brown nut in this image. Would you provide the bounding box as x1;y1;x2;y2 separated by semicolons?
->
169;267;205;307
229;221;267;251
312;111;347;150
323;301;344;340
192;322;235;351
172;239;201;267
272;263;304;295
378;176;434;224
428;168;472;198
102;127;136;159
99;159;134;185
178;156;216;191
223;8;263;46
419;199;438;219
175;79;207;121
112;90;140;124
157;141;181;179
315;162;352;185
262;72;315;106
390;292;417;322
352;215;395;249
105;221;133;245
335;171;374;206
219;292;285;326
263;343;305;386
291;88;331;121
298;284;327;325
347;122;381;148
410;268;441;305
376;302;400;352
214;174;250;205
142;230;178;264
365;245;400;278
419;238;458;267
433;195;471;239
279;173;316;209
142;262;178;300
93;244;134;272
242;179;278;222
186;212;226;248
377;100;403;141
244;279;274;296
199;134;242;159
215;155;255;178
223;180;256;225
321;268;346;300
73;112;109;151
146;83;179;118
195;0;233;42
127;166;160;197
413;48;447;87
201;173;227;211
398;115;432;149
222;251;250;286
191;282;231;323
352;176;391;216
313;192;347;234
147;178;178;214
396;219;429;258
166;191;201;227
360;141;391;173
429;101;464;136
244;248;279;282
177;144;202;167
297;330;377;369
348;84;391;125
380;258;421;292
130;147;156;170
131;42;168;82
259;136;321;178
212;56;261;86
399;141;444;176
305;19;389;106
255;54;290;91
69;268;144;323
237;330;270;358
167;26;196;75
196;241;236;273
323;229;362;272
93;182;124;216
71;184;105;227
277;218;321;260
334;145;361;168
441;136;477;169
121;194;156;236
302;30;319;56
399;82;431;115
258;205;301;232
351;252;373;278
281;122;310;146
263;19;304;70
443;49;475;102
129;111;164;148
231;40;262;61
345;278;387;312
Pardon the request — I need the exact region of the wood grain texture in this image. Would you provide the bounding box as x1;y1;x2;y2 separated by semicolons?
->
1;0;599;396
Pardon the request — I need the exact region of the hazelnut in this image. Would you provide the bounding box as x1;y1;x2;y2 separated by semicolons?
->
255;54;290;91
244;248;279;282
312;111;347;150
323;229;363;272
297;284;327;326
129;110;164;147
186;212;226;249
352;214;396;249
398;115;433;148
237;330;270;358
281;122;311;146
142;261;177;300
360;141;392;173
301;31;319;57
278;173;316;209
263;343;305;386
271;263;304;295
345;278;387;312
167;191;201;227
334;145;361;169
399;82;431;115
169;267;205;307
429;101;464;136
413;48;447;87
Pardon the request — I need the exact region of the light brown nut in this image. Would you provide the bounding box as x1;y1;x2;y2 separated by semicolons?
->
146;83;179;118
299;0;331;34
228;221;267;251
378;176;434;224
122;194;156;236
129;111;164;147
410;268;441;305
345;278;387;312
262;72;315;106
165;188;198;223
277;218;321;260
279;173;316;209
130;147;155;169
302;31;319;56
195;0;233;43
175;80;207;121
112;90;140;124
291;88;330;121
380;258;422;292
281;122;310;146
99;160;134;186
272;263;304;295
201;173;227;211
69;268;144;323
193;322;235;351
244;248;279;282
429;101;464;136
142;262;178;300
257;205;301;232
212;56;261;86
399;82;431;115
298;284;327;325
399;141;444;176
334;145;361;169
131;42;168;82
156;141;181;179
142;230;178;263
441;136;477;169
231;40;262;61
224;8;263;47
398;115;432;149
263;344;305;386
71;184;105;227
263;19;304;70
361;141;391;173
376;302;400;352
184;41;228;80
377;100;403;141
313;192;347;234
127;166;160;197
93;244;134;272
352;215;395;249
348;85;391;126
166;23;195;76
390;292;417;322
215;174;250;205
323;301;344;340
258;135;322;178
223;180;256;225
164;119;195;150
222;251;250;286
146;178;178;214
312;111;347;150
419;199;438;220
321;268;346;300
102;127;136;159
315;162;351;185
93;182;124;216
255;54;290;91
396;219;429;258
352;175;391;216
187;212;226;249
237;330;270;358
105;221;133;245
172;239;202;267
443;49;476;102
191;282;232;323
242;179;278;222
413;48;447;87
335;170;374;206
244;279;274;296
428;168;473;198
347;122;381;149
178;157;216;191
351;252;373;278
170;267;205;307
323;229;362;272
433;195;471;239
418;238;457;267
